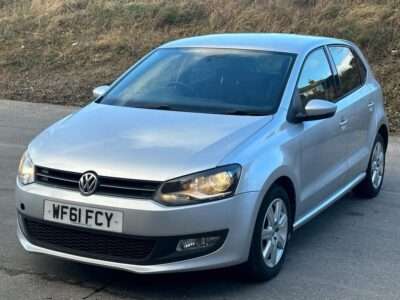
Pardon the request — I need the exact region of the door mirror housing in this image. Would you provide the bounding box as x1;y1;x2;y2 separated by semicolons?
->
93;85;110;98
296;99;337;122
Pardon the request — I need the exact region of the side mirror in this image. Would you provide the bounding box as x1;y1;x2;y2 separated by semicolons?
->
297;99;337;122
93;85;110;98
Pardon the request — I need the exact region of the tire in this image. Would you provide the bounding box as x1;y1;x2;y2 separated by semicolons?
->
242;185;292;281
354;134;386;198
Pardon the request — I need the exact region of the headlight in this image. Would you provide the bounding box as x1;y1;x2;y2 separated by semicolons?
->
18;150;35;185
155;164;241;206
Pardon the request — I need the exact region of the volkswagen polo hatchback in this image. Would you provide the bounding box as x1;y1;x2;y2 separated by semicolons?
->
16;34;388;281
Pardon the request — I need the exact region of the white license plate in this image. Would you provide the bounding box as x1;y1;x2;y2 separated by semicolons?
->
44;200;123;233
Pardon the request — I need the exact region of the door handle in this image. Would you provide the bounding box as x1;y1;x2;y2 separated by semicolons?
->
339;119;348;128
368;101;375;111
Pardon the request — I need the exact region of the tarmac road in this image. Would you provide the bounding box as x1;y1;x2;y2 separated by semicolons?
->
1;99;399;299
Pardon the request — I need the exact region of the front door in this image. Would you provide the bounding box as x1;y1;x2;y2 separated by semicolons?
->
295;48;349;218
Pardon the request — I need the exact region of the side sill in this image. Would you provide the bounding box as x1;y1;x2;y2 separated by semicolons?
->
293;172;366;230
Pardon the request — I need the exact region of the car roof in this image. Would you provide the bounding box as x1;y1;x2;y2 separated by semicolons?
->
160;33;347;55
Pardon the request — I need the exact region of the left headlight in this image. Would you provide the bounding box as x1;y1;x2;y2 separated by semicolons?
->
155;164;241;206
18;150;35;185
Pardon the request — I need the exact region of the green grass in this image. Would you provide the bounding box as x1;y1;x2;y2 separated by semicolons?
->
0;0;399;130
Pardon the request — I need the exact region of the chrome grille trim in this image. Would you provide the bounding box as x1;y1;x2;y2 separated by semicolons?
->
35;166;161;199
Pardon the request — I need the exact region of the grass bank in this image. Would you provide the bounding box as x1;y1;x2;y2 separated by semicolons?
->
0;0;399;130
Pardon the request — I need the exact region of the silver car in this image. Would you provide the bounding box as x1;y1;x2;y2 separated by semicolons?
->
16;34;388;281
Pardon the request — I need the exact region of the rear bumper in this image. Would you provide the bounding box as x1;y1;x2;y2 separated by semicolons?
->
16;180;260;273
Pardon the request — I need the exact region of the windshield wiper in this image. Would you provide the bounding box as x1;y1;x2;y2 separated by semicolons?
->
223;110;266;116
129;103;266;115
133;104;173;111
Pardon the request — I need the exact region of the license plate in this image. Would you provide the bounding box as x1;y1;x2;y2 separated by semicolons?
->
43;200;123;233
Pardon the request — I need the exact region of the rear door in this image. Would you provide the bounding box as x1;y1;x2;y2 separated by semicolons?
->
327;45;374;182
297;48;349;216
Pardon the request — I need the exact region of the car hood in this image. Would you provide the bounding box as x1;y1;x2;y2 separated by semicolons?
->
30;103;272;181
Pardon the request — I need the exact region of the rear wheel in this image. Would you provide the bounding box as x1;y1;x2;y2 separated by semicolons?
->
354;134;386;198
243;185;291;281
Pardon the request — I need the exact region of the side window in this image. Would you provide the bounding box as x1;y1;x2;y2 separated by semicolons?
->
355;52;367;83
297;48;335;107
328;46;362;97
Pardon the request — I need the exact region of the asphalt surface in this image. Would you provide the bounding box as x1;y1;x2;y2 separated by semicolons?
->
1;99;399;300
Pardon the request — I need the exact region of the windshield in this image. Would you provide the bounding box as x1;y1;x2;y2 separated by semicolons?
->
99;48;295;115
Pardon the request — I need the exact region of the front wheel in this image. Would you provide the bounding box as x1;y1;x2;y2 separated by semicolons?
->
354;134;386;198
242;185;291;281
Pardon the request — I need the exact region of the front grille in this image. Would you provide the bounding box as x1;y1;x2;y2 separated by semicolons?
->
23;217;156;263
35;166;161;199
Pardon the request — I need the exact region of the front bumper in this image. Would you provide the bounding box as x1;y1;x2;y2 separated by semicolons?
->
16;181;260;273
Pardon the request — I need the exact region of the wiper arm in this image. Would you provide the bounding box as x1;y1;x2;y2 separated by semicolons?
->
133;104;173;111
223;110;265;116
147;104;172;110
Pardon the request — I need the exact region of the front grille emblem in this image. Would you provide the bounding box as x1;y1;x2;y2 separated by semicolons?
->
79;172;98;196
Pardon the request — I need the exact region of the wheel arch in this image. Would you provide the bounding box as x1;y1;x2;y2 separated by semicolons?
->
378;124;389;151
245;174;298;265
255;173;297;232
271;176;296;229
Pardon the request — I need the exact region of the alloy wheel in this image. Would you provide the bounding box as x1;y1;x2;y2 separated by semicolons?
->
261;198;288;268
371;141;385;189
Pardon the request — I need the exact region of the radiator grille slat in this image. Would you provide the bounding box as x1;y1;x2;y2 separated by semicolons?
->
35;166;161;199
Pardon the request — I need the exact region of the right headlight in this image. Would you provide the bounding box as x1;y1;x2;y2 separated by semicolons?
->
18;150;35;185
155;164;241;206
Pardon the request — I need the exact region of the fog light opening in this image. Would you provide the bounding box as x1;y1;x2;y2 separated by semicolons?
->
176;236;221;252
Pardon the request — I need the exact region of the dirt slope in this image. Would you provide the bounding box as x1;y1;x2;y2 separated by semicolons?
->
0;0;399;130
